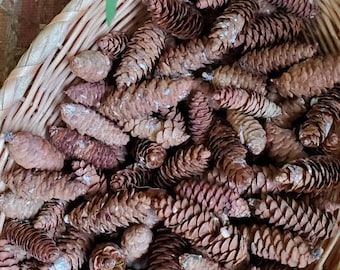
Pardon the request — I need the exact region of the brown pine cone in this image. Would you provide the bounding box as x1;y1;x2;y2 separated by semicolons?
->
204;63;267;94
89;242;126;270
110;163;151;191
154;144;211;188
2;219;59;263
299;88;340;147
195;0;228;9
267;0;318;18
97;30;128;60
147;229;189;270
0;239;26;270
272;55;340;98
227;110;267;155
115;21;167;88
134;139;167;169
60;103;130;146
49;127;126;169
241;224;321;268
275;155;340;194
250;194;339;241
265;121;307;165
143;0;203;39
174;179;251;220
239;42;317;75
64;81;111;108
210;87;282;118
321;122;340;158
187;90;213;145
0;191;44;219
18;259;48;269
179;253;224;270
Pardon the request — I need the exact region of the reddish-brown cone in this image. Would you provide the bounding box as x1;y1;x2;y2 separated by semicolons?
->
267;0;318;18
89;242;126;270
97;30;128;60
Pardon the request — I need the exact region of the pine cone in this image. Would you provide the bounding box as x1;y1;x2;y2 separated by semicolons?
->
134;139;167;169
179;253;224;270
187;90;213;144
89;242;126;270
195;0;228;9
60;103;130;146
49;126;126;169
0;191;44;219
321;122;340;158
250;194;339;241
115;21;167;88
275;155;340;194
18;259;47;269
204;63;267;94
272;55;340;98
154;144;211;188
2;219;59;263
210;87;282;118
241;224;321;268
239;42;317;75
64;81;111;108
227;110;267;155
267;0;318;18
97;30;128;60
265;121;307;165
143;0;203;39
0;239;26;270
174;179;251;220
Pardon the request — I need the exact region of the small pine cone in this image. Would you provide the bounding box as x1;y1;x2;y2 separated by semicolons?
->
264;121;307;165
267;0;318;18
227;110;267;155
210;87;282;118
188;91;213;145
64;81;110;108
154;144;211;188
3;167;89;201
89;242;126;270
110;163;151;191
115;21;167;88
204;63;267;94
143;0;203;39
0;239;27;270
272;55;340;98
2;219;59;263
196;0;228;9
33;199;68;231
134;139;167;169
275;155;340;194
174;179;251;219
250;194;339;241
241;224;321;268
60;103;130;146
239;42;317;75
121;224;153;264
49;126;125;169
97;30;128;60
0;191;44;219
123;116;164;141
179;253;224;270
147;229;189;270
65;190;160;234
69;50;111;83
321;122;340;158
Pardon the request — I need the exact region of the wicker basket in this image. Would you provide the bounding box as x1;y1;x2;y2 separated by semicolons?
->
0;0;339;269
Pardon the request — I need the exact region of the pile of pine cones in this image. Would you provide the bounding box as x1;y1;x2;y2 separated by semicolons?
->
0;0;339;269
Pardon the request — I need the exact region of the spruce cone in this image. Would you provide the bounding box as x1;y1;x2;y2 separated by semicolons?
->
321;122;340;158
60;103;130;146
196;0;228;9
0;239;26;270
143;0;203;39
227;110;267;155
147;229;189;270
275;155;340;194
239;42;317;75
267;0;318;18
188;90;213;144
250;194;339;241
2;219;59;263
97;30;128;60
115;21;167;88
179;253;224;270
134;139;167;169
64;81;110;108
154;144;211;188
210;87;282;118
204;63;267;94
49;126;126;169
265;121;307;165
272;55;340;98
89;243;126;270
